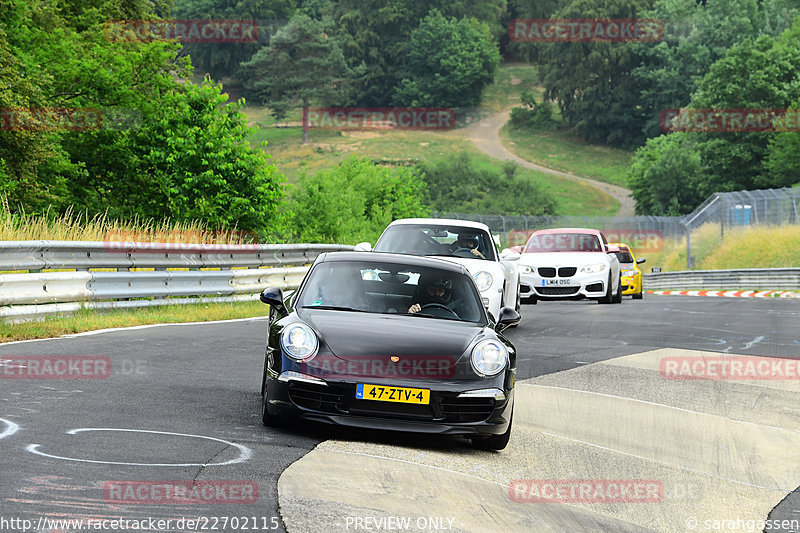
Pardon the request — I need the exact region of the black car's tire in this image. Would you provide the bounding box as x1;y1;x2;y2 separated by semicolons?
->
633;289;643;300
260;359;268;397
261;379;288;427
509;287;522;328
471;410;513;451
612;276;623;304
598;273;613;304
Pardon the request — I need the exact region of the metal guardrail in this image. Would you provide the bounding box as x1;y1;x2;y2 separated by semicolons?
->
644;268;800;291
0;241;353;321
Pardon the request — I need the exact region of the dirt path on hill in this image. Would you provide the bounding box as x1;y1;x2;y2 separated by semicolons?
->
463;109;635;217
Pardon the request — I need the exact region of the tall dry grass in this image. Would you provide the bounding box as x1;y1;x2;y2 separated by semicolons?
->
642;223;800;271
0;197;254;244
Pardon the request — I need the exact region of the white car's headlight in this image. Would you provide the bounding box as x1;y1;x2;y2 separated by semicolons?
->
473;271;493;292
520;265;533;274
470;339;508;377
281;323;319;362
580;263;607;274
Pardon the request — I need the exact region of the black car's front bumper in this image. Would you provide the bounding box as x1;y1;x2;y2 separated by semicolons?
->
264;372;514;436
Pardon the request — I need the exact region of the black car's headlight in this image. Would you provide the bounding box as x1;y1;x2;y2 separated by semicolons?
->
470;339;508;377
281;323;319;362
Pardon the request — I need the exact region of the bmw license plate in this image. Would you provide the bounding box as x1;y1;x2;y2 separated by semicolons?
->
356;384;430;404
544;279;571;286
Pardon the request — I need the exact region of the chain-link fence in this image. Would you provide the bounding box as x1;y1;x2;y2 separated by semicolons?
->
434;187;800;268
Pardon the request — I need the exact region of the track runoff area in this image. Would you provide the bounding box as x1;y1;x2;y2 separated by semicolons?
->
0;295;799;532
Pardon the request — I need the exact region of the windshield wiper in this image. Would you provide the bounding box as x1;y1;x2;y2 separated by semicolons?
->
400;312;462;321
301;305;366;312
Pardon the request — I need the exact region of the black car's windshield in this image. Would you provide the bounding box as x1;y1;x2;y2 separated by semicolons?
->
297;260;486;323
524;233;602;253
373;224;495;261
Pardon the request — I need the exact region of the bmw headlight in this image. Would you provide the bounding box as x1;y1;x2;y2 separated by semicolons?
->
580;263;607;274
520;265;533;274
473;271;493;292
470;339;508;377
281;323;319;362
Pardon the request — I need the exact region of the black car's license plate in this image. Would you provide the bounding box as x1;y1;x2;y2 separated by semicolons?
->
355;384;430;404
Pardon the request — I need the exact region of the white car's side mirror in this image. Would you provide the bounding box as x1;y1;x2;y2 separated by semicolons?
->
500;249;521;261
354;242;373;252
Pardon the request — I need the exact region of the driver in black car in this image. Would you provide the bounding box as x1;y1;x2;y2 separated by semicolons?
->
408;276;453;314
448;233;485;259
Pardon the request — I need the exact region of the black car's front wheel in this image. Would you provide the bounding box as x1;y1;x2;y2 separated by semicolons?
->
471;410;513;451
261;378;288;427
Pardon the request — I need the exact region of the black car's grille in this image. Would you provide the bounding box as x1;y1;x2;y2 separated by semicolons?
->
440;397;495;423
287;380;497;423
287;381;346;412
538;267;556;277
538;286;580;296
558;267;577;277
349;400;433;420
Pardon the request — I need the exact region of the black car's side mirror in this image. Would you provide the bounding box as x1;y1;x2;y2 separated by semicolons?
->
637;257;646;264
495;306;520;332
260;287;288;316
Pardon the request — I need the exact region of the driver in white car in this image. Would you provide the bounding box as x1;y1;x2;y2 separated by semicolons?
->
408;276;453;314
449;233;485;259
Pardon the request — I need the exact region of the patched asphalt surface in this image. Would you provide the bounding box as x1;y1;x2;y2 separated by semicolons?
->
1;296;798;532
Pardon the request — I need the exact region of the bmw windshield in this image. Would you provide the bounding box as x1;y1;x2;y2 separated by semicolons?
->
524;233;602;253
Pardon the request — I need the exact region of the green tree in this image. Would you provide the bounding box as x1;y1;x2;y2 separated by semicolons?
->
538;0;652;148
633;0;800;139
628;133;704;215
333;0;507;106
241;13;360;143
289;157;428;243
392;11;500;108
66;79;285;234
1;0;286;234
688;29;800;193
172;0;296;81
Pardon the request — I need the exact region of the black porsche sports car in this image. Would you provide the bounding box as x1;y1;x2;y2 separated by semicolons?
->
259;252;519;450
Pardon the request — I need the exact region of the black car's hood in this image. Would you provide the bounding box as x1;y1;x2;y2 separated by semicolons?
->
300;309;481;363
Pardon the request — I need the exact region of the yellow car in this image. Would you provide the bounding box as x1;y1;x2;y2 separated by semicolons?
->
610;243;645;299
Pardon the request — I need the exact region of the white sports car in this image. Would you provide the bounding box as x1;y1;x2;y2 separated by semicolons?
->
514;228;622;304
356;219;521;323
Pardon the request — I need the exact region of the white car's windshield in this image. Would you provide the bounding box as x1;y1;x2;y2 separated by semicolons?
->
374;224;495;261
524;233;602;253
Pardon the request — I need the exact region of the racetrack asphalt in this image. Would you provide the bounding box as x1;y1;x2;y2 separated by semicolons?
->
1;295;798;532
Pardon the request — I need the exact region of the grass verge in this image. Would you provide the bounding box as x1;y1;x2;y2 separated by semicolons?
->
641;224;800;272
500;124;633;188
0;300;267;343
